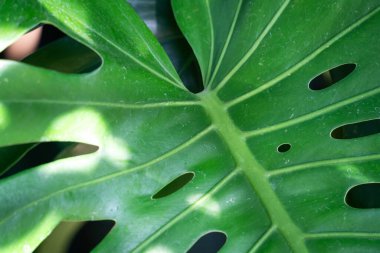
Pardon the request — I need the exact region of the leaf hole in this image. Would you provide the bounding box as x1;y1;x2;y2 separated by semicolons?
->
345;183;380;209
309;63;356;90
35;220;115;253
331;119;380;139
0;142;98;179
1;24;102;74
152;172;194;199
187;231;227;253
277;143;291;153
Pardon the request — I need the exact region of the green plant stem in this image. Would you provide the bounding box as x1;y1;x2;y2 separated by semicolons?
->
199;91;307;252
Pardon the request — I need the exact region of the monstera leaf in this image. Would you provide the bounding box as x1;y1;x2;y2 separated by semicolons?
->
1;0;380;252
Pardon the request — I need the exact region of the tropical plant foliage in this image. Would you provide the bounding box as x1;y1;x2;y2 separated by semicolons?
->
1;0;380;252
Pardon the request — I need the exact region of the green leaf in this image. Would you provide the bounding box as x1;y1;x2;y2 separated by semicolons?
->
1;0;380;252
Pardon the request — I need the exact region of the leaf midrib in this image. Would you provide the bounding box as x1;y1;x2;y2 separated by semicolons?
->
199;91;308;252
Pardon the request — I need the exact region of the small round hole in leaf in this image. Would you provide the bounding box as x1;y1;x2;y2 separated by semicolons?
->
152;172;194;199
277;143;291;153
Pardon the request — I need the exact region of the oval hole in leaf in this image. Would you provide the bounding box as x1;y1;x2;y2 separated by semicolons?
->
187;231;227;253
309;63;356;90
0;142;98;179
35;220;115;253
331;119;380;139
345;183;380;208
1;24;102;74
152;172;194;199
277;143;291;153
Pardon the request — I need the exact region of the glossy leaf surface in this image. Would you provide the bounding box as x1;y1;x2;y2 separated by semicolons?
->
1;0;380;252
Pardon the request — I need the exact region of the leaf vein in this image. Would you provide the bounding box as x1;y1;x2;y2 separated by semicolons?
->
215;0;291;92
130;169;240;252
208;0;243;88
0;126;214;226
305;232;380;239
205;0;215;85
1;99;200;109
244;85;380;138
268;153;380;177
55;7;185;90
227;6;380;107
248;225;277;253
